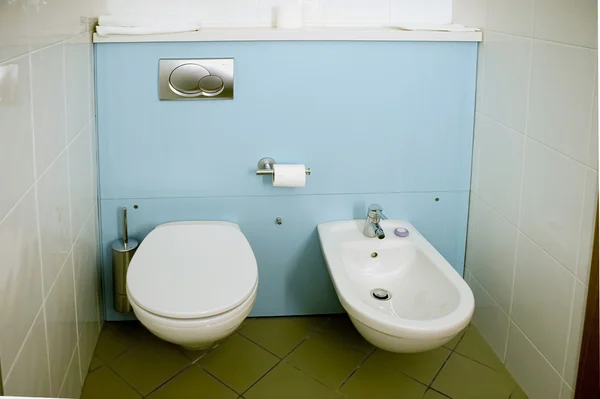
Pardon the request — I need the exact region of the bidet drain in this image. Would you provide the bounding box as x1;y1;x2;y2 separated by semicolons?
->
371;288;391;301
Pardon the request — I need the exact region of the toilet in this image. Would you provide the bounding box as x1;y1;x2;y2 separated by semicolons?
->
126;221;258;350
317;219;474;353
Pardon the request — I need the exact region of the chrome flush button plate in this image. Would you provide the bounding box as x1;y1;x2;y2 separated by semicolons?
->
159;59;234;100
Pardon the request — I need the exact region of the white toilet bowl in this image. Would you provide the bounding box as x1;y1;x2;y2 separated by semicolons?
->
317;220;474;353
126;221;258;350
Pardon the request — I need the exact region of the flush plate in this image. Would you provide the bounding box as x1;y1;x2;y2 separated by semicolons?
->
159;58;234;100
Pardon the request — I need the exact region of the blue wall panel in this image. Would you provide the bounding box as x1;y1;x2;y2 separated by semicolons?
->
95;40;477;321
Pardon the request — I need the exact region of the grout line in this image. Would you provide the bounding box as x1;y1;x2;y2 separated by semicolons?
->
482;109;596;171
560;276;579;378
483;28;599;51
1;306;45;385
62;38;84;387
57;344;79;396
473;193;589;287
0;115;97;230
99;189;470;202
42;205;96;303
26;45;56;396
337;347;375;392
28;31;92;58
140;363;197;398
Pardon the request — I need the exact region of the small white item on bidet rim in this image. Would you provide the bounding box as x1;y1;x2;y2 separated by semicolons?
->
272;164;306;187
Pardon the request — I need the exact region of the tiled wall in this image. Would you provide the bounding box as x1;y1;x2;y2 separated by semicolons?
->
103;0;453;27
453;1;598;398
0;0;105;397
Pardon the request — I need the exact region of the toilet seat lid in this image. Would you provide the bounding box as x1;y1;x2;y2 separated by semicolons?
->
127;222;258;319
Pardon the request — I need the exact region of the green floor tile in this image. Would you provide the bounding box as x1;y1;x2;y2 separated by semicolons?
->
432;353;517;399
368;346;451;385
317;315;374;354
239;316;322;357
244;362;338;399
89;356;103;372
340;355;427;399
81;367;141;399
146;366;237;399
510;385;528;399
443;325;470;350
423;389;451;398
455;327;507;372
240;318;253;329
198;333;279;394
109;339;191;395
286;332;369;389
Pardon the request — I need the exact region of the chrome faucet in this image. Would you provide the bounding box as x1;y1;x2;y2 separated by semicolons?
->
363;204;387;239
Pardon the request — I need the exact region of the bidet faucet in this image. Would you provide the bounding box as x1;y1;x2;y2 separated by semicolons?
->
363;204;387;239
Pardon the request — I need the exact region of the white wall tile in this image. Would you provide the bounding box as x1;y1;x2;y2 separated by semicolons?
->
36;152;73;296
1;0;100;395
480;32;532;133
468;276;510;361
69;124;94;239
560;382;574;399
0;0;30;62
45;254;78;397
520;139;587;273
65;34;92;142
474;41;485;112
466;196;518;312
31;43;67;177
511;234;575;371
0;56;35;220
563;280;587;388
527;41;596;163
475;114;525;225
58;347;82;399
29;0;90;51
193;0;259;27
78;319;100;382
534;0;598;49
0;190;43;373
451;0;487;28
487;0;534;37
390;0;452;24
74;213;100;336
470;120;481;193
588;85;598;170
505;322;563;399
326;0;389;27
577;169;598;284
2;308;51;398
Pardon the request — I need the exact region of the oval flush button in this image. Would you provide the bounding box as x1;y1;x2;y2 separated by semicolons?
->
169;64;210;96
198;75;225;96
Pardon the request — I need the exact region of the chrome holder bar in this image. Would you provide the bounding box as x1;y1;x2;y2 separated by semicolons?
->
255;157;311;176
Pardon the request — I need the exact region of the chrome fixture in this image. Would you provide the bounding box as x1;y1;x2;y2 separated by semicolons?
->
112;207;139;313
158;59;234;100
255;157;311;176
363;203;387;239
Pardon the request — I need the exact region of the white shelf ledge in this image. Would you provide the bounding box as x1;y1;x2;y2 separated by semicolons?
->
93;27;482;43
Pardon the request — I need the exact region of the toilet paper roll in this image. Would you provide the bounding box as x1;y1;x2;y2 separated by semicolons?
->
272;164;306;187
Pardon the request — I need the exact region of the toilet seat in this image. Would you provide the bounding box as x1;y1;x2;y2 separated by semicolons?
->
127;221;258;320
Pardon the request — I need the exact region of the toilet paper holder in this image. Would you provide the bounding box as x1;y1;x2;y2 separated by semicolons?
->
256;157;311;176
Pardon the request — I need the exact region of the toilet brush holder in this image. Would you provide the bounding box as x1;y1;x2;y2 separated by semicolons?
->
112;207;139;313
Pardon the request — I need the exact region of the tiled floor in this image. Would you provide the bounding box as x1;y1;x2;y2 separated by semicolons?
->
81;315;528;399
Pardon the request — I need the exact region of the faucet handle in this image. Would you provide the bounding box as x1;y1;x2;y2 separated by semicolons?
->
367;204;387;220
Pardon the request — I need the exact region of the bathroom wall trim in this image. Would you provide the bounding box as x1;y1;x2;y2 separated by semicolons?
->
93;27;482;44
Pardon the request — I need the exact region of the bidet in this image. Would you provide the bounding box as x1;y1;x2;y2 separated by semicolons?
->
318;219;474;353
